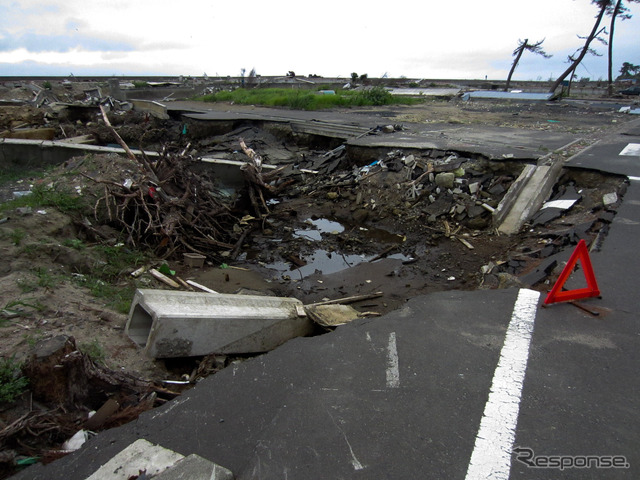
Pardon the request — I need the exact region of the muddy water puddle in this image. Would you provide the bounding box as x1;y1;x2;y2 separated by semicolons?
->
268;217;411;279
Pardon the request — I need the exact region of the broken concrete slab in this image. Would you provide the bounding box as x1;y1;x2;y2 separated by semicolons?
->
85;439;184;480
1;127;56;140
181;110;372;140
531;185;581;226
131;99;170;120
462;91;554;101
153;454;234;480
0;138;159;169
494;161;564;235
125;289;314;358
199;156;280;188
492;164;535;229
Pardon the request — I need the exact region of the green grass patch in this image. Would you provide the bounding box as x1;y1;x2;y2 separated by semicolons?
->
75;276;135;314
19;243;38;256
93;244;148;279
198;87;422;110
15;268;62;292
9;229;26;246
0;167;45;186
1;300;46;325
69;244;148;313
0;183;86;214
16;276;38;294
63;238;86;250
0;356;29;403
79;339;106;364
34;267;59;289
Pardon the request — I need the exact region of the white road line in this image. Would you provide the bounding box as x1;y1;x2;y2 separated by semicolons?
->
465;288;541;480
386;331;400;388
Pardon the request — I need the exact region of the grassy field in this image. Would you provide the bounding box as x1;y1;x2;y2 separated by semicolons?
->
198;86;424;110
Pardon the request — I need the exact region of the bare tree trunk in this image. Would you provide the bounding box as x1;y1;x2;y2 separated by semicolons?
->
608;0;623;96
505;39;527;91
548;2;609;93
568;66;578;95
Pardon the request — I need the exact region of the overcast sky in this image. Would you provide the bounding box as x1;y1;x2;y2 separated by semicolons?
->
1;0;638;80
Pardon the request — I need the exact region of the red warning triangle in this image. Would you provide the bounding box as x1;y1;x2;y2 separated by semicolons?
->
544;239;600;305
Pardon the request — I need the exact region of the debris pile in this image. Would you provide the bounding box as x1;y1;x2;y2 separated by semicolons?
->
0;79;164;148
82;146;241;256
73;109;290;259
287;148;517;234
483;171;625;289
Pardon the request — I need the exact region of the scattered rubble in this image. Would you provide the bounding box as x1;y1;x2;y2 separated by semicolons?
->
0;78;631;478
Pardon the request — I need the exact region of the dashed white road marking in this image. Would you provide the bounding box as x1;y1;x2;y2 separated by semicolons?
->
386;332;400;388
465;288;541;480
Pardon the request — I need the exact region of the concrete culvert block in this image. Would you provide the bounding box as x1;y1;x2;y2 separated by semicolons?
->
125;289;313;358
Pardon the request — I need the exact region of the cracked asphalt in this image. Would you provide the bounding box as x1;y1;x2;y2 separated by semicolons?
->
11;113;640;480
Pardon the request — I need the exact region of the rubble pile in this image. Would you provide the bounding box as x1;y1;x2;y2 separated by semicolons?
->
0;79;177;150
265;147;518;253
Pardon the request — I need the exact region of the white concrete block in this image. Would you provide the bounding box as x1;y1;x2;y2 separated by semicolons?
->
125;289;313;358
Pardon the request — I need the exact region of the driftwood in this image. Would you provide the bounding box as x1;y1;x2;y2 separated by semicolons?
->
86;116;299;260
84;111;243;257
239;138;277;216
306;292;384;307
82;119;299;259
149;268;180;288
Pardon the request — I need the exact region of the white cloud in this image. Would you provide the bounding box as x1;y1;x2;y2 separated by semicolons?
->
1;0;638;79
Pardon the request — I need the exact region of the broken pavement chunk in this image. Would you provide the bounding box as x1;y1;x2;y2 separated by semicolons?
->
125;289;314;358
602;192;618;206
531;185;581;226
85;439;184;480
154;454;234;480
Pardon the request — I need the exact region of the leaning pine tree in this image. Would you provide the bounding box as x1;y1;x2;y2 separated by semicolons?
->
505;38;551;91
607;0;640;95
548;0;611;94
